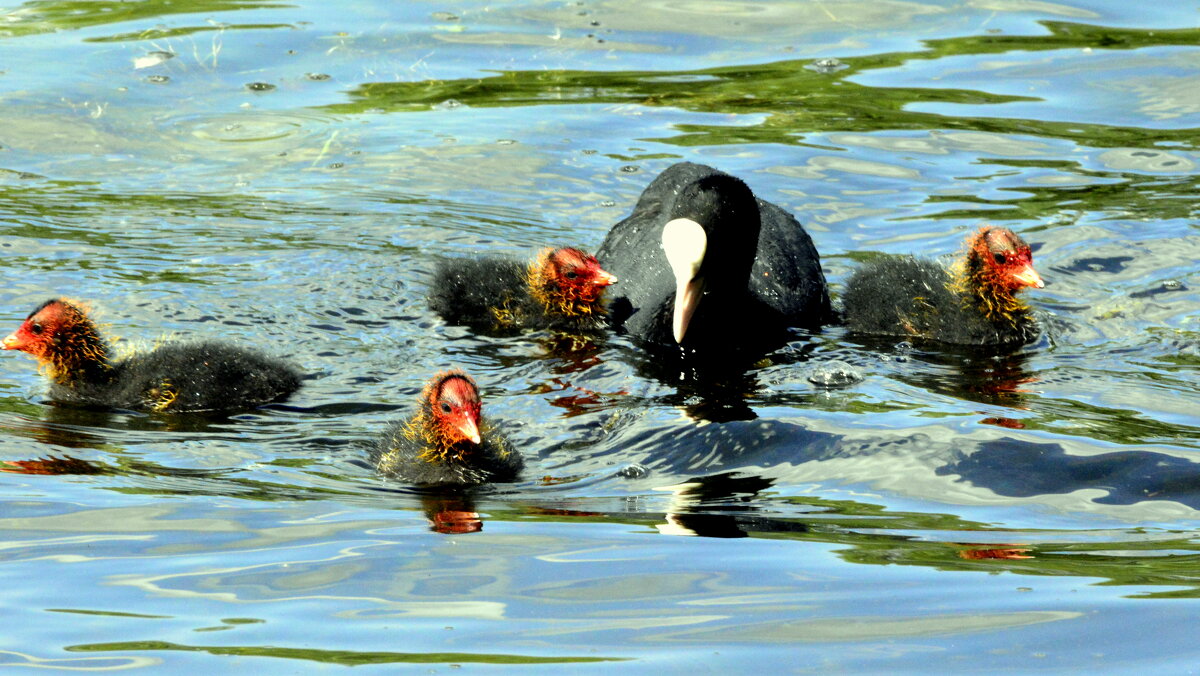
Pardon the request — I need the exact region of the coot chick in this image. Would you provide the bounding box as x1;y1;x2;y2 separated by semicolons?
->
429;247;617;334
843;227;1045;346
597;162;834;353
2;298;303;413
371;370;523;485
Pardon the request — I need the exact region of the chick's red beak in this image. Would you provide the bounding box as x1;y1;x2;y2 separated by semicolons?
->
455;414;482;445
2;331;24;350
1009;263;1044;289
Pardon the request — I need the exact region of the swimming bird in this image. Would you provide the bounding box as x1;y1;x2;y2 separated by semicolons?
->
2;298;303;413
371;369;522;485
597;162;833;354
429;247;617;335
842;226;1044;346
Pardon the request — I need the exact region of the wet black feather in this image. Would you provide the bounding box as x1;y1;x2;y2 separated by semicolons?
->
597;162;833;351
371;422;523;486
843;257;1037;346
429;257;605;334
51;341;303;413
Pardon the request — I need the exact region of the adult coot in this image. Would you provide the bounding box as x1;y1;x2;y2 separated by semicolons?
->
597;162;833;354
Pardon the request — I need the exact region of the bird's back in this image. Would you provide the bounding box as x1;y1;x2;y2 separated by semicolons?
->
844;257;1035;345
90;341;302;412
429;257;531;332
750;197;833;326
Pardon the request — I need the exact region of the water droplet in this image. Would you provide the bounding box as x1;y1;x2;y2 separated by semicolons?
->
807;360;863;388
328;162;344;169
437;98;463;109
582;149;597;155
432;11;459;21
133;50;175;69
245;82;276;92
496;139;516;145
1163;279;1182;291
145;75;170;84
598;200;615;207
619;165;639;173
617;464;647;479
305;72;331;81
806;57;848;74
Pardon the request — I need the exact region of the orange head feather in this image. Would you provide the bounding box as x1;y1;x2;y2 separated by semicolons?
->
2;299;110;384
953;227;1043;322
527;247;617;317
408;369;485;461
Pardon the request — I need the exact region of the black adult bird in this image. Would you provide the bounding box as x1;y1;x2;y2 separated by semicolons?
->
597;163;833;355
2;298;303;413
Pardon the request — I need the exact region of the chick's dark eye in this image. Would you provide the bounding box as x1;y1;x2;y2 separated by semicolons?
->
564;270;579;280
993;252;1006;265
29;323;43;335
440;402;452;414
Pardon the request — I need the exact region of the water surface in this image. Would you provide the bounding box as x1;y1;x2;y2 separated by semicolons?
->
1;0;1198;671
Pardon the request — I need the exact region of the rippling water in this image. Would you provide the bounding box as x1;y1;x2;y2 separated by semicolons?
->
1;0;1198;671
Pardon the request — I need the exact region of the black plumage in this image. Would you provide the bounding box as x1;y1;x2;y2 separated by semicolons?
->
52;341;303;413
430;258;539;332
371;370;523;486
429;248;615;335
3;298;302;413
371;422;522;485
842;228;1042;346
597;162;834;353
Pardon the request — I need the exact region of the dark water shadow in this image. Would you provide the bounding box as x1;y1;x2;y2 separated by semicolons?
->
940;438;1200;509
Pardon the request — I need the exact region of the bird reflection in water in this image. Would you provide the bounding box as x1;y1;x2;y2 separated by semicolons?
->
1;406;109;450
852;336;1038;418
957;546;1033;561
3;454;104;475
653;472;789;539
535;376;626;418
418;492;484;535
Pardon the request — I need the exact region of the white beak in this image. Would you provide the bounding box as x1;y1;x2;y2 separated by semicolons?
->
661;218;707;344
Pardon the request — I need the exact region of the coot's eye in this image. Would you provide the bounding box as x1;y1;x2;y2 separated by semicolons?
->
564;270;579;280
993;252;1006;265
29;323;43;335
